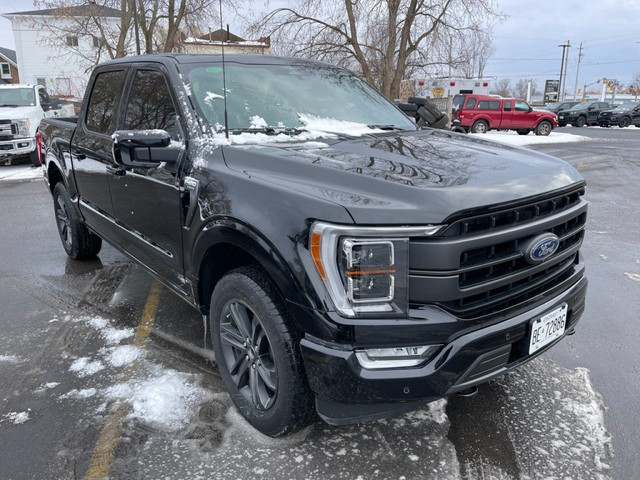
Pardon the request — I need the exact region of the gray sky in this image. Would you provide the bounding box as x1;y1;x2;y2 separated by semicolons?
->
1;0;639;90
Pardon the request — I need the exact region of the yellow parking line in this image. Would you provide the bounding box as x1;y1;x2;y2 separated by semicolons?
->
85;280;162;480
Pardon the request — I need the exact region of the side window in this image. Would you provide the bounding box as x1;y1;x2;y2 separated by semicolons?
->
38;88;51;107
488;101;500;110
465;97;477;109
477;101;488;109
86;70;126;134
515;101;529;112
123;70;181;140
504;100;512;111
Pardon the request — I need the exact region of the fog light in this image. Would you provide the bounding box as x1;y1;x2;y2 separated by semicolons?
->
355;345;441;369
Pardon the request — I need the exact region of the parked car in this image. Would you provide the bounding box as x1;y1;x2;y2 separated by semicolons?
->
558;101;611;127
598;103;640;128
39;54;588;436
540;101;581;114
452;94;558;135
0;84;74;166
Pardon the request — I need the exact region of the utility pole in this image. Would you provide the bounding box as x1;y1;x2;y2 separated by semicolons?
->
558;40;570;102
572;42;583;101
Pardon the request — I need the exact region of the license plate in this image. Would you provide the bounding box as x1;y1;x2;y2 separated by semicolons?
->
528;304;567;354
559;115;564;119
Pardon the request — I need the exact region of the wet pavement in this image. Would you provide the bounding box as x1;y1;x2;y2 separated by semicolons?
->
0;126;637;479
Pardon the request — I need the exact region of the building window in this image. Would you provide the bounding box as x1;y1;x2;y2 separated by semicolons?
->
92;36;103;48
65;36;79;47
36;78;47;88
1;63;10;79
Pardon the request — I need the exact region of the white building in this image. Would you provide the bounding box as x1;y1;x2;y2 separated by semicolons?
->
2;4;124;99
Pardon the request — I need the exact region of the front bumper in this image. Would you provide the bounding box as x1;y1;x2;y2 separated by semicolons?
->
301;275;587;425
0;137;35;158
557;114;576;126
597;118;618;127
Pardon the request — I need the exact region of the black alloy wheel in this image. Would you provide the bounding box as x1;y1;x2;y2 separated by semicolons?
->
619;116;630;128
220;299;277;411
55;194;73;250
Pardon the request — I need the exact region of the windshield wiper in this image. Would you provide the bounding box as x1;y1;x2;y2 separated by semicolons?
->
227;127;307;136
0;104;21;108
367;124;408;131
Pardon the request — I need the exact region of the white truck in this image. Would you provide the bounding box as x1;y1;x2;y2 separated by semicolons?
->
0;84;75;166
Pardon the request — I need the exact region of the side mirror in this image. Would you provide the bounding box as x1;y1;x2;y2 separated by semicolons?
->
41;103;51;112
112;130;173;168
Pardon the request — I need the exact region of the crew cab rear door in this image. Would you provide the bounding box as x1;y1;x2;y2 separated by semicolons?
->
501;100;514;128
71;66;128;242
106;64;187;291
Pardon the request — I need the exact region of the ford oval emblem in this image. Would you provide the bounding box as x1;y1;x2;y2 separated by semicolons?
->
523;233;560;264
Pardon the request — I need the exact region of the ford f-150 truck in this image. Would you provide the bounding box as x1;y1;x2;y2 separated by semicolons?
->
39;54;588;437
0;83;74;165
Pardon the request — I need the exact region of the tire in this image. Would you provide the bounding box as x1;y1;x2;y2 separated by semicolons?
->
52;183;102;260
619;116;630;128
574;116;586;127
471;119;489;134
516;129;530;135
407;96;427;106
416;117;427;128
30;149;39;167
535;120;552;136
210;266;315;437
397;103;419;114
430;115;449;129
417;106;438;125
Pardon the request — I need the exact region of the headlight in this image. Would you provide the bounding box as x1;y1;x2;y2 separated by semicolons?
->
14;119;30;137
310;221;444;317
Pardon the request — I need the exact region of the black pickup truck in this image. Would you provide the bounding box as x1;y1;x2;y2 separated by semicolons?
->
39;54;588;436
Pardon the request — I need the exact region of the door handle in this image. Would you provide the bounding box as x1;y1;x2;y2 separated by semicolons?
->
72;149;86;160
106;165;126;176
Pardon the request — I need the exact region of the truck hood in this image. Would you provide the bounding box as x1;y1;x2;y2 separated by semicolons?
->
0;105;42;121
221;129;584;224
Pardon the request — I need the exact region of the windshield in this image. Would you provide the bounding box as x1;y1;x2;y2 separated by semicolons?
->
571;103;591;111
185;62;416;133
614;104;632;111
0;88;36;107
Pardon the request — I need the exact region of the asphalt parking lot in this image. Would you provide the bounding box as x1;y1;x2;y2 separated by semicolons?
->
0;126;638;479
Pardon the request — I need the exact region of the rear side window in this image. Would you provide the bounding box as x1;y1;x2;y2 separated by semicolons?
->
465;97;477;109
477;100;500;110
124;70;181;140
85;70;126;134
452;95;465;111
504;100;512;111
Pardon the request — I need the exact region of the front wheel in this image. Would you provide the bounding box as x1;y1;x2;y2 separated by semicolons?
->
471;120;489;134
619;117;630;128
574;116;586;127
210;266;315;436
52;183;102;259
535;121;552;136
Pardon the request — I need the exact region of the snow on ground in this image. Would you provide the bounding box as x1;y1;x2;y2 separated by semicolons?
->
0;166;43;182
2;411;30;425
101;345;143;367
0;354;20;363
473;130;592;146
624;272;640;282
60;388;97;399
104;364;214;432
69;357;105;377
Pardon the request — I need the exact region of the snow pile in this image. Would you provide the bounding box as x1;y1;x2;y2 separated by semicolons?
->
3;411;30;425
0;166;43;182
250;115;268;129
83;315;135;345
69;357;105;377
60;388;97;399
105;366;214;432
475;130;592;146
101;345;143;367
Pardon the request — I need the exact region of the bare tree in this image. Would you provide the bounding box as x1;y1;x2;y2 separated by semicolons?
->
513;78;538;99
251;0;502;99
450;23;495;78
491;78;511;97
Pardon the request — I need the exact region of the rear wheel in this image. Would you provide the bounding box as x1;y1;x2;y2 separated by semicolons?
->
53;183;102;260
535;120;552;136
574;116;586;127
210;266;315;436
471;120;489;134
30;149;39;167
619;116;631;128
516;129;530;135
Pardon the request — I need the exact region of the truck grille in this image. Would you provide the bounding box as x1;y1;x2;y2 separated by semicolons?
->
409;185;587;319
0;120;17;140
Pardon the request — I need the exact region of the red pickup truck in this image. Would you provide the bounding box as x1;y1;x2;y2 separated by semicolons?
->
452;94;558;136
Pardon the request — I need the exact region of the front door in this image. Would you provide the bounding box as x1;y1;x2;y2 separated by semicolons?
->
511;100;536;129
107;66;187;292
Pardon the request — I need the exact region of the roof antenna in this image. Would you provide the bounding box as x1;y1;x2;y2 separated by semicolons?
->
218;0;229;139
